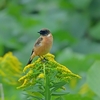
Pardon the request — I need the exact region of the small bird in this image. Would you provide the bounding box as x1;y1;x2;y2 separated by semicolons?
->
27;28;53;65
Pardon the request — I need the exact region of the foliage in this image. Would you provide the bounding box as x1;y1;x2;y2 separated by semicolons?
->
0;52;23;100
0;0;100;100
17;53;80;100
0;52;22;85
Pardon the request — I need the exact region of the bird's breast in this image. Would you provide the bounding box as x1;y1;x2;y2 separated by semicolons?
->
34;34;53;56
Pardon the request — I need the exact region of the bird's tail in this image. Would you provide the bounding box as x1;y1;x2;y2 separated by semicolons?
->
27;59;32;65
26;53;36;65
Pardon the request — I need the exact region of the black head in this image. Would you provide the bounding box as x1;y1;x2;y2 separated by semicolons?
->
38;28;50;36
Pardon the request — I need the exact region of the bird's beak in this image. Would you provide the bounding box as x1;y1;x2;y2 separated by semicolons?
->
38;31;40;33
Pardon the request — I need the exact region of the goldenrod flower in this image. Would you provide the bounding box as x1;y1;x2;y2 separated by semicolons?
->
18;53;81;89
0;52;22;85
37;73;44;79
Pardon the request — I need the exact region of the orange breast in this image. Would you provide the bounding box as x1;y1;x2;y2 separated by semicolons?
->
34;34;53;56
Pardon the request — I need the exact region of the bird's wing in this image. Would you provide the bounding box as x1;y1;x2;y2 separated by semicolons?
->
27;37;43;65
34;37;43;47
31;49;34;55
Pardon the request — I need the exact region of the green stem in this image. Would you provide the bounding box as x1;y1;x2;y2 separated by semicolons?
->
0;83;4;100
43;63;51;100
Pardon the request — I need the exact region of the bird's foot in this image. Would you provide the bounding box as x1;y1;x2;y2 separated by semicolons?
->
40;56;48;62
42;57;48;63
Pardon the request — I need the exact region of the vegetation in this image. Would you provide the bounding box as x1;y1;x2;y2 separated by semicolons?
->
0;0;100;100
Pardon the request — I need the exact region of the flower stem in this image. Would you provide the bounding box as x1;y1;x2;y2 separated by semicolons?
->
0;83;4;100
43;63;51;100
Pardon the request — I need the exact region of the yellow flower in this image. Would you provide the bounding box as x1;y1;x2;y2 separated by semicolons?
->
0;52;22;86
37;73;44;79
18;53;81;89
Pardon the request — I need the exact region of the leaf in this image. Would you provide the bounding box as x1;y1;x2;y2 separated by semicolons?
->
27;95;42;100
89;0;100;18
70;0;91;9
87;61;100;98
52;91;69;96
64;94;93;100
66;13;89;38
89;22;100;40
55;96;63;100
51;81;66;92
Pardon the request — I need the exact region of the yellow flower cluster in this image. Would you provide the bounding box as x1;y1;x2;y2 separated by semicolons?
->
0;52;22;85
18;53;81;89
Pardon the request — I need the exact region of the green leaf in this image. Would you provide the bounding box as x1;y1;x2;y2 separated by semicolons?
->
27;95;43;100
89;22;100;40
64;94;93;100
55;96;63;100
52;91;69;96
89;0;100;18
66;13;89;38
70;0;92;9
51;81;66;92
89;22;100;39
87;61;100;98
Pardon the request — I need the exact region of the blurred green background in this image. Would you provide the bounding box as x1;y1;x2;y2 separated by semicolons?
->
0;0;100;100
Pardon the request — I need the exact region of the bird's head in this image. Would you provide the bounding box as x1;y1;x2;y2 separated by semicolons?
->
38;28;50;36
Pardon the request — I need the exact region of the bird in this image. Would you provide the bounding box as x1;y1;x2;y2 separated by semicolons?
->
27;28;53;65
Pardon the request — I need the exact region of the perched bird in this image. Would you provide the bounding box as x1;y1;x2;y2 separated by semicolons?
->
27;28;53;65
